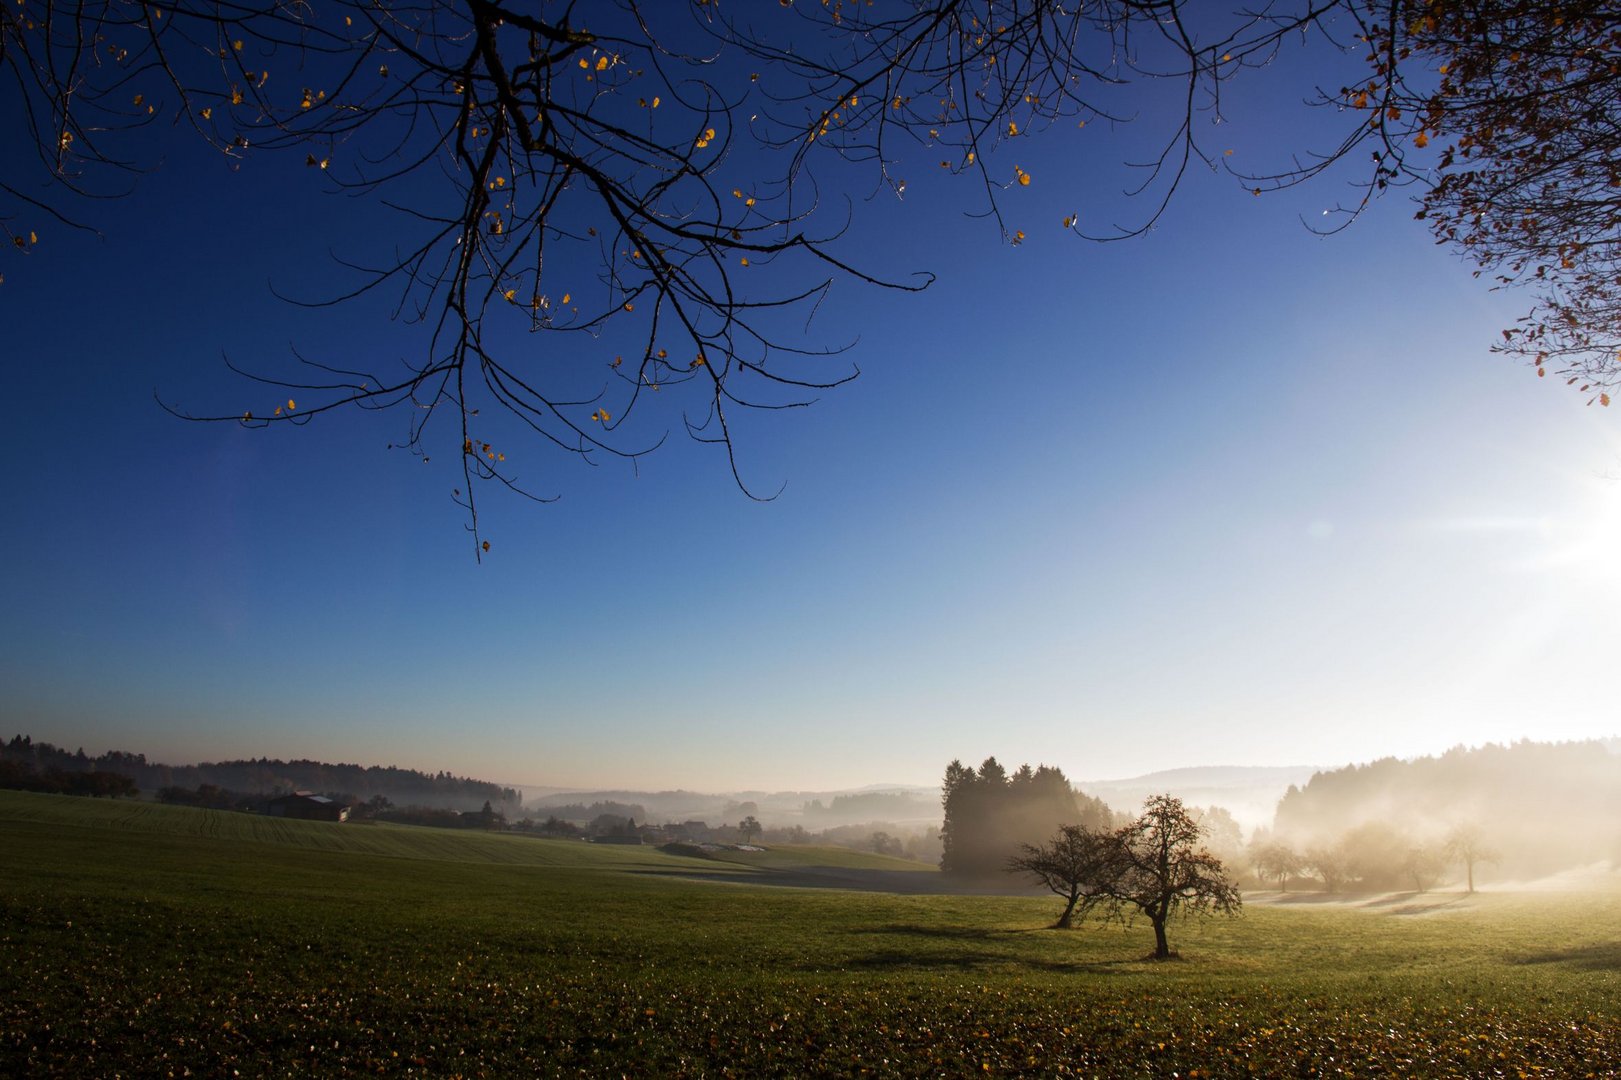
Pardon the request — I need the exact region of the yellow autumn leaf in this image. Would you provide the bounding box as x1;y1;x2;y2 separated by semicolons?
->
1015;166;1030;186
740;257;749;266
595;55;609;72
1007;120;1019;136
745;196;756;207
562;293;571;304
482;540;490;553
578;57;588;69
200;107;212;120
1414;131;1430;148
287;399;295;411
503;288;516;301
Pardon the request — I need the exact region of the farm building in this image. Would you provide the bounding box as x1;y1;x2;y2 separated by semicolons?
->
266;792;350;822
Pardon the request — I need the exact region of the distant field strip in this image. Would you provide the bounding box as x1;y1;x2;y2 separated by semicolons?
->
0;790;926;875
29;795;739;875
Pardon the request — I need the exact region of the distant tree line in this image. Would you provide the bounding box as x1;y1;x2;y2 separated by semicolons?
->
526;800;648;824
940;758;1114;877
1266;739;1621;886
0;758;137;798
1245;822;1487;895
156;783;258;811
797;792;938;825
3;735;521;813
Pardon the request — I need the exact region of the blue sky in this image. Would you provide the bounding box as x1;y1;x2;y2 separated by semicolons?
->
3;25;1618;794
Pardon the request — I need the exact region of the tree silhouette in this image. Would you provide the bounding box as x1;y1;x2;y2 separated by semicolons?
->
1011;796;1239;957
1250;840;1305;893
1444;823;1498;894
6;1;1613;554
1107;795;1241;959
1007;824;1117;929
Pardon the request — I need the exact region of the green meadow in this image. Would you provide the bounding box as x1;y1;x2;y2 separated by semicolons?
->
2;790;1618;1077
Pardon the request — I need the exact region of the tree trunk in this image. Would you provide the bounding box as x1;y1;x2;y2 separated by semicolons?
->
1466;861;1475;893
1152;918;1170;959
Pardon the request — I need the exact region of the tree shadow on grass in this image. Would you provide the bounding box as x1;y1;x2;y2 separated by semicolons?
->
627;866;1028;896
1360;892;1472;916
1252;891;1351;905
834;949;1141;974
832;924;1148;975
852;922;1042;941
1511;942;1621;972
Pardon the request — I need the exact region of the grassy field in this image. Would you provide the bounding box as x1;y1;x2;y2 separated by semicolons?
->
3;790;1619;1077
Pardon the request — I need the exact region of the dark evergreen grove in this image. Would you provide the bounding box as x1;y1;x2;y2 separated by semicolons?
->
939;757;1114;877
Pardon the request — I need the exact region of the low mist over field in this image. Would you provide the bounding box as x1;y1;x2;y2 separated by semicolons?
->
10;732;1618;893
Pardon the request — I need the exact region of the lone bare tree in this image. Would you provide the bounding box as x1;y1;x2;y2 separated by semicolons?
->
1012;795;1240;957
1444;824;1498;894
1112;795;1242;959
1007;824;1117;929
1400;845;1448;894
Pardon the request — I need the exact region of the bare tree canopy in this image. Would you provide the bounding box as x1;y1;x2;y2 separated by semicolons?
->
1007;823;1117;928
1010;794;1239;957
5;0;1616;552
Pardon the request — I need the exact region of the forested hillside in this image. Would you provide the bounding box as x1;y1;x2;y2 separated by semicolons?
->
1271;740;1620;882
1;735;522;813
